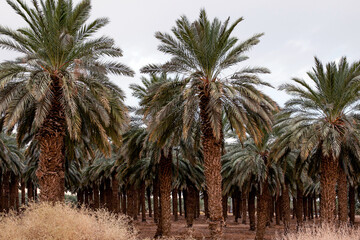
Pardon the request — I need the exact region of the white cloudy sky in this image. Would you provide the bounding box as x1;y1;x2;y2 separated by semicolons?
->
0;0;359;107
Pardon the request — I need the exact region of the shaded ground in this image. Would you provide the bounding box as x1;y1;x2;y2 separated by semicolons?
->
134;214;304;239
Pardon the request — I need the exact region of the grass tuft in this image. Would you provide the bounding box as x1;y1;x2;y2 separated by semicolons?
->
278;224;359;240
0;202;137;240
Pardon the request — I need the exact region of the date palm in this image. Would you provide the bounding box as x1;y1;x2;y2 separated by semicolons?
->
278;57;360;223
141;9;277;238
0;0;134;202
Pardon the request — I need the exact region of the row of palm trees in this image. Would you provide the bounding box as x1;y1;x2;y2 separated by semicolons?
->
0;0;360;240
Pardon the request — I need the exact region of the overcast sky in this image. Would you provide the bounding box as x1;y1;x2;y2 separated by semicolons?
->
0;0;359;107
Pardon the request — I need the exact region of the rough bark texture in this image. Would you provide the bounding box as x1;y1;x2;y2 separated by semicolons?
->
296;184;304;229
36;75;66;203
349;185;355;225
248;187;256;231
99;183;105;209
178;190;182;216
185;184;197;227
111;175;120;213
199;90;223;239
337;166;348;225
140;182;146;222
121;189;127;214
275;197;281;225
320;155;338;224
155;150;172;237
153;176;159;223
147;187;152;217
281;183;291;235
127;185;136;219
308;196;313;219
255;181;271;240
3;172;10;212
195;190;200;218
93;184;99;210
21;180;26;205
10;174;18;211
204;190;209;218
303;196;308;221
0;175;2;212
222;195;228;221
172;188;178;221
27;181;34;202
105;179;112;211
313;194;318;218
241;190;247;224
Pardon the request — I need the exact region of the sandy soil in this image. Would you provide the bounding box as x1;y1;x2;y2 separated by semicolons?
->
134;214;305;239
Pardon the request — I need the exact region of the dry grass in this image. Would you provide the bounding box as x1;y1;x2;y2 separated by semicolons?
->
278;225;360;240
0;203;137;240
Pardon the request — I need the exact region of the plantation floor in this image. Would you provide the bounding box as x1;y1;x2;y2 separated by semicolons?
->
134;214;304;239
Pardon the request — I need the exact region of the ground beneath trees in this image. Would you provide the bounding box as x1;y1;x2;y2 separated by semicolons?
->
134;214;304;239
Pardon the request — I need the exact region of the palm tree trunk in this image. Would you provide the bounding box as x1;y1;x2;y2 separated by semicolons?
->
111;175;120;213
241;189;247;224
178;190;182;216
156;149;172;237
0;174;3;212
296;183;304;229
320;155;338;224
84;188;89;206
275;197;281;225
281;183;291;235
10;174;17;211
105;178;112;211
200;91;223;238
196;190;200;218
140;182;146;222
255;180;271;240
99;183;105;209
27;180;34;202
248;187;256;231
313;194;318;218
121;188;127;214
77;189;83;206
3;172;10;212
93;184;99;209
172;188;178;221
337;166;348;225
127;184;136;219
303;196;308;221
204;190;209;218
293;197;296;219
153;176;159;223
185;183;196;227
36;75;66;203
349;185;355;225
222;195;228;221
183;189;187;218
147;187;152;217
308;196;313;219
21;179;26;206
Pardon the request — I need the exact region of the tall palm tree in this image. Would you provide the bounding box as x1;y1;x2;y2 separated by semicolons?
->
278;57;360;223
0;0;134;202
141;10;277;238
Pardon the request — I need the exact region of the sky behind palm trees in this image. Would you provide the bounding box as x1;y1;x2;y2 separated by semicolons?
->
0;0;358;107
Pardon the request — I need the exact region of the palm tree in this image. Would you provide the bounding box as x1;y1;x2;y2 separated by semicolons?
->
0;133;24;212
278;57;360;223
141;10;277;238
0;0;134;202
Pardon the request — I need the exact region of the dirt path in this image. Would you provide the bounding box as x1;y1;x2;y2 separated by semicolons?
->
134;214;302;239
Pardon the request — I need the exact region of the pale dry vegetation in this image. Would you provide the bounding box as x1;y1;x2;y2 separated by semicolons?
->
0;203;137;240
278;225;360;240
